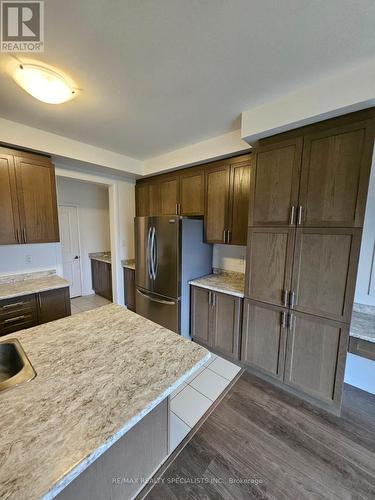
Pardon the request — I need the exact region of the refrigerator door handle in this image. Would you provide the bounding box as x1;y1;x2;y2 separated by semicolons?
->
150;227;156;280
147;226;153;280
137;288;176;305
153;227;158;280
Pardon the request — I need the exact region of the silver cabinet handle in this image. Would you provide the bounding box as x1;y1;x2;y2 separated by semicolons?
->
208;291;212;305
2;301;25;310
282;290;289;307
213;293;216;307
287;312;294;330
15;228;20;244
289;291;295;309
290;206;296;225
280;311;287;328
175;203;179;215
223;229;226;243
4;315;25;323
297;206;303;225
136;289;176;305
227;230;231;244
23;227;27;243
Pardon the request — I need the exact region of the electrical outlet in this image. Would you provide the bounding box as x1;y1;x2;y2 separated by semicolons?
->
25;255;32;264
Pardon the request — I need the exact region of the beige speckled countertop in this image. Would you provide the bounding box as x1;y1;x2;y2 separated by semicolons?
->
0;271;70;300
350;304;375;344
88;252;111;264
0;304;209;500
189;270;245;298
122;259;136;270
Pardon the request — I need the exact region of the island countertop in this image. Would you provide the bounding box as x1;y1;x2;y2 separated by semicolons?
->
0;304;209;500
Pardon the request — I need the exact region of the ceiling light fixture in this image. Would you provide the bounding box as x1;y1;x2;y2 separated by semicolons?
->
13;64;77;104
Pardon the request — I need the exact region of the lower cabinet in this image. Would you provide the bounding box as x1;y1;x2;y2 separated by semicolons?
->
190;285;242;360
123;267;135;311
91;259;112;301
241;299;349;410
0;287;71;336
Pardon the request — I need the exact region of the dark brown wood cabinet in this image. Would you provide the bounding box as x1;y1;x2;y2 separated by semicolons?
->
248;137;302;226
191;285;242;360
291;227;361;322
37;287;71;324
124;267;135;311
299;119;375;227
0;147;59;245
241;299;287;380
245;227;295;307
205;155;252;245
135;154;251;244
284;311;348;407
0;287;71;336
91;259;112;301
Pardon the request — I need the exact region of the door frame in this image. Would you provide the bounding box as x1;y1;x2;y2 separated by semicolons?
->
58;203;83;298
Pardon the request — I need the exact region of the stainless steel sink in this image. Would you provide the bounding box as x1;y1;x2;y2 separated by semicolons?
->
0;338;36;393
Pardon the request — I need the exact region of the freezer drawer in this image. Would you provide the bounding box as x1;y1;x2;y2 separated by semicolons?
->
135;287;180;334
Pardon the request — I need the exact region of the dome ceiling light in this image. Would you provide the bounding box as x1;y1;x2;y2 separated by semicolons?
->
13;64;78;104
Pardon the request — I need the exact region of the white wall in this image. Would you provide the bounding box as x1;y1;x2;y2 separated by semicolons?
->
345;354;375;395
355;155;375;306
0;243;61;276
212;245;246;273
56;177;111;296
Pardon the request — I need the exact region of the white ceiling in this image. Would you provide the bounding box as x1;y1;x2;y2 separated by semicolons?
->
0;0;375;160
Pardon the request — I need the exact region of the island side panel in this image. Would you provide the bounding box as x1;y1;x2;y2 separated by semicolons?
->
56;398;168;500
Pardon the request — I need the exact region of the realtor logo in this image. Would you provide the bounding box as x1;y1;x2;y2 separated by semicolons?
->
1;1;44;52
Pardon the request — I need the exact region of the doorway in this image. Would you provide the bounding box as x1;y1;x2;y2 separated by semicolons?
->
58;205;82;298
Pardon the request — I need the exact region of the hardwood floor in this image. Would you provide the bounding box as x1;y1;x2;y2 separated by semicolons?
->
145;372;375;499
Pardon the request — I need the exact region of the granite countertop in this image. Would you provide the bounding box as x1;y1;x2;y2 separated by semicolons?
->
0;270;70;301
88;252;111;264
0;304;209;500
189;269;245;298
122;259;136;270
350;304;375;344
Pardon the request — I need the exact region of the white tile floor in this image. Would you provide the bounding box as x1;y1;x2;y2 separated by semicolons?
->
70;294;111;315
169;352;242;452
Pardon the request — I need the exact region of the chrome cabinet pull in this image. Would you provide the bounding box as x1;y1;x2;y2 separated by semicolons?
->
289;291;295;309
280;311;287;328
15;228;20;243
297;206;303;225
23;227;27;243
175;203;179;215
287;313;294;330
208;291;212;305
290;206;296;225
282;289;289;307
223;229;226;243
2;301;25;310
4;315;25;323
227;230;231;244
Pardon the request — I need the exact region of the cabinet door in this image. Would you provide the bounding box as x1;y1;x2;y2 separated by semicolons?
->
124;267;135;311
149;182;162;216
228;158;252;245
37;287;71;324
299;119;375;227
211;292;242;360
291;228;361;323
14;154;59;243
190;286;211;346
0;153;21;245
241;299;287;380
205;163;230;243
245;227;295;307
249;137;302;226
99;261;113;301
179;170;204;216
91;259;100;292
284;311;348;406
160;177;179;215
135;183;150;216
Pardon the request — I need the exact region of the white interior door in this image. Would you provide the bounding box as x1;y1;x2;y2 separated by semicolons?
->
58;205;82;298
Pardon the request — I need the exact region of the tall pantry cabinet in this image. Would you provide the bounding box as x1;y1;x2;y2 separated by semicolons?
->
242;110;375;413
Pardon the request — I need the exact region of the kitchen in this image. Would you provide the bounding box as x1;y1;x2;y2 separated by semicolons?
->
1;2;375;499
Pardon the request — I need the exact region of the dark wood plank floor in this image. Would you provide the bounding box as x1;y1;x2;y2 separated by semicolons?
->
146;372;375;500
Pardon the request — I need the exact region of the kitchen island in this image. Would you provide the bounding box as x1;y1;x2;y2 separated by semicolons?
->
0;304;209;500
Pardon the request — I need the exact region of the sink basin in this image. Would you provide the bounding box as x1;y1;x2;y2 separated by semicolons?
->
0;338;36;393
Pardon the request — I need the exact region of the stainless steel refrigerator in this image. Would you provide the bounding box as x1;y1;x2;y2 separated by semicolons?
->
135;216;212;337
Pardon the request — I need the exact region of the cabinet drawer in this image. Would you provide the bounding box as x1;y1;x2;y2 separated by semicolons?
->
0;294;37;318
0;311;38;336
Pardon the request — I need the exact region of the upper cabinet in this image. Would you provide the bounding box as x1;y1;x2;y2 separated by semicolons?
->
0;147;59;245
134;154;252;245
205;155;252;245
299;120;375;227
249;113;375;228
248;138;302;226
